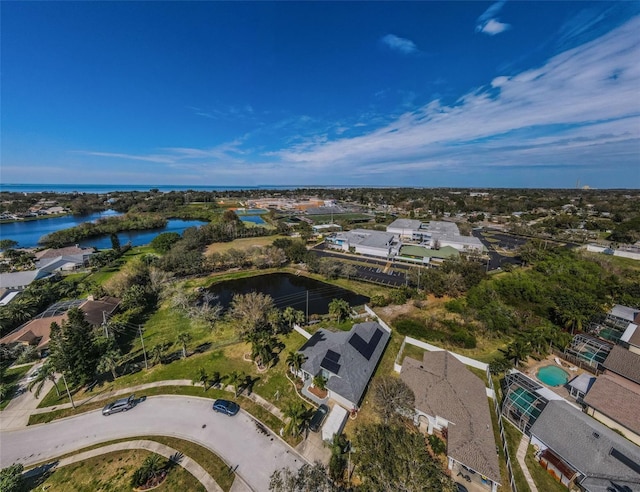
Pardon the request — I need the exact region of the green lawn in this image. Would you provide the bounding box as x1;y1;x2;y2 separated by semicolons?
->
502;419;531;492
525;445;567;492
29;449;204;492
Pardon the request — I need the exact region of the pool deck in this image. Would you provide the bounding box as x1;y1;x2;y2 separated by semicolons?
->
521;354;586;401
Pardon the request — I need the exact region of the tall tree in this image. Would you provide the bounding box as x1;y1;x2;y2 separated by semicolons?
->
269;462;336;492
229;292;276;335
27;360;60;398
354;423;455;492
285;351;307;377
98;350;121;380
328;299;350;324
176;332;192;359
371;376;415;424
48;308;101;386
227;370;244;397
283;401;312;437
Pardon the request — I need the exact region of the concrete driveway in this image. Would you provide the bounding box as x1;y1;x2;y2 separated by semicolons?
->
0;395;305;492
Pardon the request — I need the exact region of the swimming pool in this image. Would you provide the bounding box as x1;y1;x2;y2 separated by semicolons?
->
536;365;569;387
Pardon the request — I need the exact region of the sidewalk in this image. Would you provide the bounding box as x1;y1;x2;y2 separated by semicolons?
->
0;378;54;431
23;439;225;492
516;434;538;492
30;379;286;423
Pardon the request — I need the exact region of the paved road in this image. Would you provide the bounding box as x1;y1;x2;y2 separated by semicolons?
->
0;395;305;492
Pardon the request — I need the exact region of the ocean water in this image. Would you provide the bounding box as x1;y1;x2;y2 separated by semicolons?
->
0;184;341;194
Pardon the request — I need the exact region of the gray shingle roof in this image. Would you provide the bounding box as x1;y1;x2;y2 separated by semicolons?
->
583;374;640;435
603;345;640;384
400;351;501;484
299;322;389;408
530;400;640;491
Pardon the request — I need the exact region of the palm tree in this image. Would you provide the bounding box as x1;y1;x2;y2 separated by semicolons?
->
176;332;192;359
328;298;350;324
227;370;244;397
210;371;225;389
27;361;60;398
282;307;297;330
285;351;307;378
195;368;209;391
313;374;328;391
283;401;312;437
150;345;164;366
98;350;120;380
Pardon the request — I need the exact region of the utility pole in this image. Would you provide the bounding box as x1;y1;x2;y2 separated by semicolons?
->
62;373;75;409
139;325;148;370
306;290;309;324
102;311;108;338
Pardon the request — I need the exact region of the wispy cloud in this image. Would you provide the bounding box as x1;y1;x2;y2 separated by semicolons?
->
272;16;640;180
380;34;418;54
476;1;511;36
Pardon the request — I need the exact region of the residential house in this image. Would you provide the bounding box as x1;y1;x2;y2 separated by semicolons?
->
582;346;640;446
0;296;120;356
400;351;501;492
529;400;640;491
297;321;390;410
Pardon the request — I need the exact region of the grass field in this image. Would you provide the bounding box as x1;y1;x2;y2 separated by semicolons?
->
30;449;205;492
525;445;567;492
205;236;282;255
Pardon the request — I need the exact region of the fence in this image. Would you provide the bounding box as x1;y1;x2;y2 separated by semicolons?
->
487;366;518;492
551;348;601;375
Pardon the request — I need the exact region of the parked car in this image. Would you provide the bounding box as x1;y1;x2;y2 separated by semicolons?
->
309;404;329;432
24;367;41;383
455;483;469;492
102;394;136;416
212;399;240;416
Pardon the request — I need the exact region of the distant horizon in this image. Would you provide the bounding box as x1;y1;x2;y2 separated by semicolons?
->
1;182;637;193
2;2;639;188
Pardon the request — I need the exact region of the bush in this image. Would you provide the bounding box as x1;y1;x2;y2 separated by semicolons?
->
428;434;446;455
394;318;425;338
370;295;389;307
450;330;477;349
444;298;466;314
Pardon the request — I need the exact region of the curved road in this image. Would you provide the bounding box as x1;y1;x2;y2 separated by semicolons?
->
0;395;305;492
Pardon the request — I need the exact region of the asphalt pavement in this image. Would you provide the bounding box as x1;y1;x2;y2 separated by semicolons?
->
0;395;306;492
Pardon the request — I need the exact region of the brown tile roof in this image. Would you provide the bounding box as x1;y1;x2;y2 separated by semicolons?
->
602;345;640;384
35;246;92;260
79;296;120;326
0;297;120;351
583;374;640;435
629;325;640;348
0;313;67;350
400;351;500;484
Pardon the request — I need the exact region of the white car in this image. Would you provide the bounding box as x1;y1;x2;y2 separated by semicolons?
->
24;367;41;383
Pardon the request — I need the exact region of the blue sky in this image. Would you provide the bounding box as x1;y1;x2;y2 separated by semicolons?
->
2;1;639;188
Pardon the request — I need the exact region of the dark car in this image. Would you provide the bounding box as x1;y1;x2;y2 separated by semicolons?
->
309;404;329;432
212;399;240;416
102;394;135;416
455;483;469;492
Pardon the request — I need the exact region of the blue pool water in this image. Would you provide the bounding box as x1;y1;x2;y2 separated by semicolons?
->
536;365;569;387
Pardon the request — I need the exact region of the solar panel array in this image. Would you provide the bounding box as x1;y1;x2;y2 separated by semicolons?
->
348;328;383;360
320;349;342;375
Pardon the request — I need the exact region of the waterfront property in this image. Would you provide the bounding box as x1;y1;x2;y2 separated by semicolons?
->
400;351;501;492
529;400;640;491
297;321;390;411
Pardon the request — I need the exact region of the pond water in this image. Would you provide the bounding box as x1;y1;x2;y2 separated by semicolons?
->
0;210;206;249
208;273;369;316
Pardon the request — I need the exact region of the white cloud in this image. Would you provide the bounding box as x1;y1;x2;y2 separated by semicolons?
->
381;34;418;54
271;16;640;179
476;1;511;36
